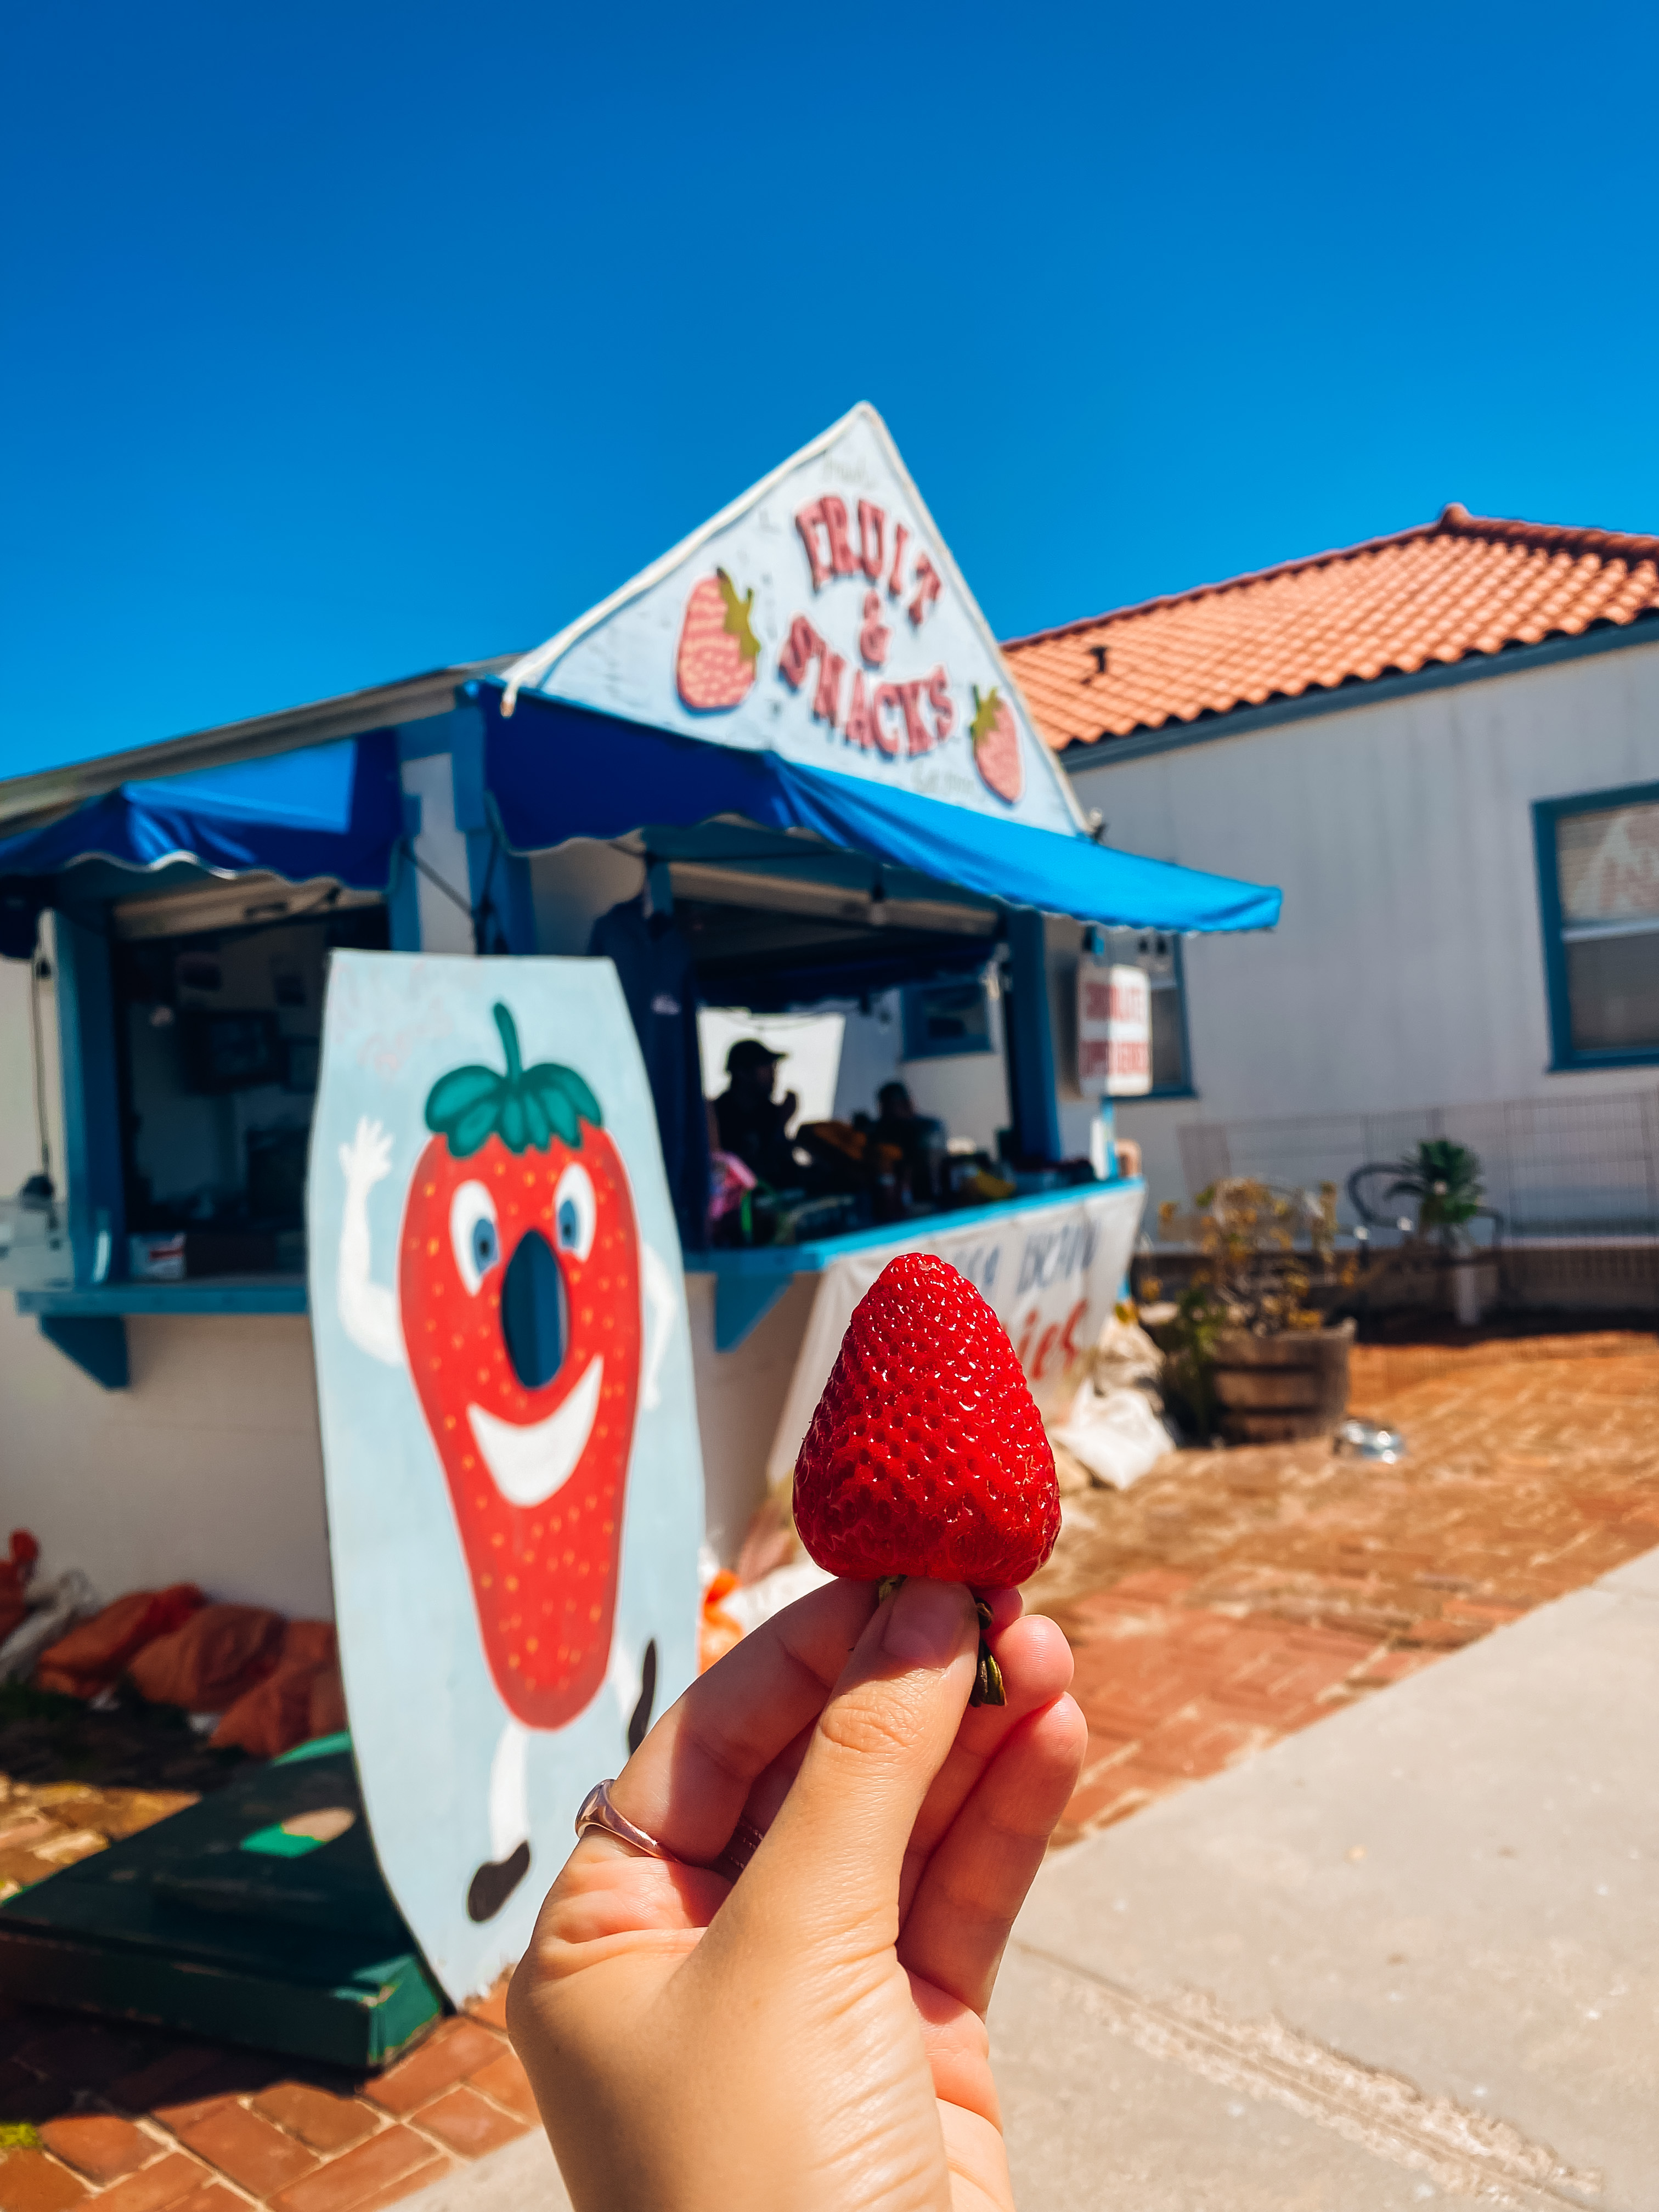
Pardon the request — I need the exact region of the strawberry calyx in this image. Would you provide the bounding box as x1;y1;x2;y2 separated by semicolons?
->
716;569;762;665
876;1575;1006;1707
425;1002;602;1159
968;684;1002;753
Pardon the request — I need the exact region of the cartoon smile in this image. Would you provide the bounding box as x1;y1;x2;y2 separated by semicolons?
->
467;1355;605;1509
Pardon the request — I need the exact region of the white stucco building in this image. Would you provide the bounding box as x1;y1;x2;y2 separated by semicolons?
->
1005;504;1659;1245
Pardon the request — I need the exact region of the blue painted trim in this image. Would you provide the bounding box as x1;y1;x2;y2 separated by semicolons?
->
1532;777;1659;1071
682;1180;1146;1286
52;912;126;1285
37;1315;128;1390
387;793;424;951
1062;615;1659;774
19;1281;308;1316
452;705;536;953
713;1273;791;1352
1007;910;1062;1161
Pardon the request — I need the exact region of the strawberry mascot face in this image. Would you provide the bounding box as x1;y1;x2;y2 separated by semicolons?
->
398;1003;641;1730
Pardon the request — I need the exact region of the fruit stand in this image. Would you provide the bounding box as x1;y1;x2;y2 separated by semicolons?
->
0;403;1281;2028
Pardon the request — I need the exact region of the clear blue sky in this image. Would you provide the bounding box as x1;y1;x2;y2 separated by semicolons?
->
4;1;1654;780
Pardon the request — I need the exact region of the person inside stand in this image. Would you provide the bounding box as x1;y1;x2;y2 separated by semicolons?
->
873;1080;946;1207
713;1039;800;1188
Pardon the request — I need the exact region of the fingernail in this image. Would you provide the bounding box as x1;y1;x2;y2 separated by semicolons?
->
882;1578;969;1669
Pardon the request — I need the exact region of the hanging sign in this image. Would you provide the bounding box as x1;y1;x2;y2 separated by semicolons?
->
1077;960;1152;1097
307;952;703;2001
501;403;1084;839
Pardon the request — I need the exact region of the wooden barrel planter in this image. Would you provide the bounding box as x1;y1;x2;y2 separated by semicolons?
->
1210;1321;1355;1443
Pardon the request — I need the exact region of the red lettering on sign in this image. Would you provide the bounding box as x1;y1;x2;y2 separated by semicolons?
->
888;522;910;599
1059;1299;1087;1365
846;672;877;750
814;648;846;730
794;504;830;591
927;667;955;746
859;590;890;669
857;501;886;581
1032;1322;1061;1379
1079;1041;1111;1080
908;553;942;628
821;495;859;577
871;684;905;757
779;614;826;690
1015;1307;1039;1369
897;679;931;755
1082;981;1111;1023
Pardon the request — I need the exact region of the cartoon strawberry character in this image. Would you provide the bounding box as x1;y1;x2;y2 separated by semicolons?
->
398;1003;642;1733
793;1254;1060;1703
675;568;761;710
969;684;1024;804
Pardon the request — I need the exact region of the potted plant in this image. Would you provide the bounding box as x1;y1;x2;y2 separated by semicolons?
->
1345;1139;1499;1327
1142;1179;1359;1443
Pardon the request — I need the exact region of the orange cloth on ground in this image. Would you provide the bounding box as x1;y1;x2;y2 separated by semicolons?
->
211;1620;343;1759
699;1569;743;1673
128;1602;284;1712
34;1584;205;1698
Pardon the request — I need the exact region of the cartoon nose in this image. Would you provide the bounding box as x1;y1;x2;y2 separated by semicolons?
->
500;1229;567;1391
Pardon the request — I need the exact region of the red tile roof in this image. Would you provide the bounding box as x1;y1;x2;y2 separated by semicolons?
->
1003;505;1659;753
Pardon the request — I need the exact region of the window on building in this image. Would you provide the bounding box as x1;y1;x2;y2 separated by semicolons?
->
1536;787;1659;1068
1099;928;1191;1094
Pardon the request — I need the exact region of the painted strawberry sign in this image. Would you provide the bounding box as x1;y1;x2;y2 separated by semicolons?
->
675;569;760;710
400;1003;641;1730
308;953;702;2004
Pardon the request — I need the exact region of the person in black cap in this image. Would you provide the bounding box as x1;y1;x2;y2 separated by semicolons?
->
714;1038;800;1187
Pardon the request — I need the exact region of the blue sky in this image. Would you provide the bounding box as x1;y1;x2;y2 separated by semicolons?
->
3;1;1654;780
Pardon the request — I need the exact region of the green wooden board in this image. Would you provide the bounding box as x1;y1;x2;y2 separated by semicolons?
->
0;1736;443;2068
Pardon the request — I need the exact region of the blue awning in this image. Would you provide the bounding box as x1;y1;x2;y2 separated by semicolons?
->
479;683;1281;934
0;732;405;896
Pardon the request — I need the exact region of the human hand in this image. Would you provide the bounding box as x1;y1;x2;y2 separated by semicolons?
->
780;1088;799;1123
508;1576;1085;2212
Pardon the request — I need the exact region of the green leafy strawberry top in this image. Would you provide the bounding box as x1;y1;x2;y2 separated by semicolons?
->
425;1003;602;1158
717;569;761;664
969;685;1005;749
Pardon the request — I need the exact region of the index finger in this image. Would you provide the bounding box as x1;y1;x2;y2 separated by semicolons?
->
608;1576;876;1864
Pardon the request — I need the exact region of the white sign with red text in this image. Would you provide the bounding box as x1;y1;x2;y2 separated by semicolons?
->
763;1180;1146;1493
1077;961;1152;1097
500;403;1084;838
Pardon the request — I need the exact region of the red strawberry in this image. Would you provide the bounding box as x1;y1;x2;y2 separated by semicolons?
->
676;568;761;710
794;1254;1060;1593
398;1004;641;1731
969;684;1024;804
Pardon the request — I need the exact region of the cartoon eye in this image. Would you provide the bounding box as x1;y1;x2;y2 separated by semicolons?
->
450;1181;501;1296
553;1163;596;1265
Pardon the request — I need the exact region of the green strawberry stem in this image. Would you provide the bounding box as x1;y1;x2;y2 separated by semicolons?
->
494;1001;524;1082
875;1576;1006;1708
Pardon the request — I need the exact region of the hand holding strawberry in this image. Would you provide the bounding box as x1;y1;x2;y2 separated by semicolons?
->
793;1253;1062;1702
510;1573;1086;2212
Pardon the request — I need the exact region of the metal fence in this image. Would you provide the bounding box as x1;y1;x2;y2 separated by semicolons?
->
1174;1088;1659;1320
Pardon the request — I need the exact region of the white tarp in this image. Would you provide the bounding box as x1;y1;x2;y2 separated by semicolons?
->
764;1180;1146;1492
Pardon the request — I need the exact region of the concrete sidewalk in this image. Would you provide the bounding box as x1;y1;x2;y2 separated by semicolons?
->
993;1547;1659;2209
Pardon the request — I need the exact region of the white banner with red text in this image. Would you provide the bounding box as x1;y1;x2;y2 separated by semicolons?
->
764;1180;1146;1493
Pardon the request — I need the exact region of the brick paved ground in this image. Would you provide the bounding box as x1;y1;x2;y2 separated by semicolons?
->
2;1328;1656;2212
1029;1328;1659;1843
0;1980;531;2212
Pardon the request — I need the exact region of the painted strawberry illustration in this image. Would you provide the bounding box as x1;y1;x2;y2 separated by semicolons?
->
676;568;761;710
398;1003;641;1731
969;684;1024;804
793;1254;1060;1701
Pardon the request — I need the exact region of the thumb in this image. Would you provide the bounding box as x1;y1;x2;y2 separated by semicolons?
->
748;1578;978;1949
